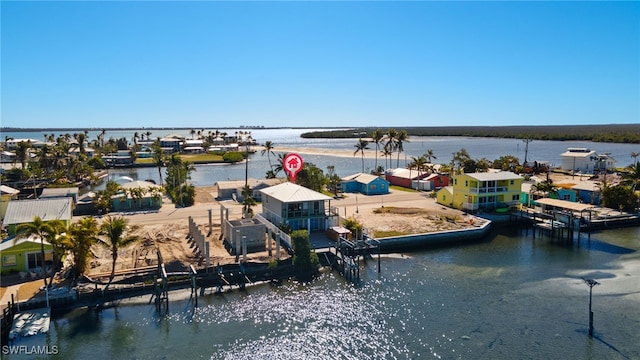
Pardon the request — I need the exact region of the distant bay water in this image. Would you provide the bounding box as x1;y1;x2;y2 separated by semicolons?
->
2;128;639;187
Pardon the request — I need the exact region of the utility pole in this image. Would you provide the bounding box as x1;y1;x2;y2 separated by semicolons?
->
522;139;533;167
582;277;600;336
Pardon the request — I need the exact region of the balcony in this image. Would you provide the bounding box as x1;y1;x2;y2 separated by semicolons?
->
469;186;509;194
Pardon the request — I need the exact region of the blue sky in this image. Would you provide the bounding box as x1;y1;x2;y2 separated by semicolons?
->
1;1;639;129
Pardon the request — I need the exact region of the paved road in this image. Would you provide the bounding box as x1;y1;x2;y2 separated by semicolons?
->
77;188;459;227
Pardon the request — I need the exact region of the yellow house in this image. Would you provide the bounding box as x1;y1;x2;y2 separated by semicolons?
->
437;171;523;211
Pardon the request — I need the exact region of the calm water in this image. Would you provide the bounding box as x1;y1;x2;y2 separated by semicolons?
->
5;226;640;360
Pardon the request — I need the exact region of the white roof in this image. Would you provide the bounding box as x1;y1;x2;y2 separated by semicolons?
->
40;187;79;197
121;180;158;189
561;149;596;158
465;171;522;181
0;235;51;251
535;198;596;212
259;182;331;203
4;198;73;225
342;173;382;184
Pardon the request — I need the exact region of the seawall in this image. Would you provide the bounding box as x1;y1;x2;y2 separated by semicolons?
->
375;218;493;251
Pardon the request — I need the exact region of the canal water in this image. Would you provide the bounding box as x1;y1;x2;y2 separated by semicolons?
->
6;226;639;359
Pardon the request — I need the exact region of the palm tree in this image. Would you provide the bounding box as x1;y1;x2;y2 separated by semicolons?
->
452;148;471;173
100;129;107;147
241;185;257;218
396;130;409;168
98;216;141;289
424;149;437;164
371;129;385;171
152;142;165;186
15;216;63;287
261;141;275;170
59;217;100;283
631;152;639;166
273;152;289;177
622;162;640;191
382;147;393;171
385;129;398;167
353;138;369;173
410;155;427;178
15;140;31;169
76;132;87;155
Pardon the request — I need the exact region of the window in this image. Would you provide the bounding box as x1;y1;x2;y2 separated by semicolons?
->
510;180;514;185
465;180;468;187
512;194;520;201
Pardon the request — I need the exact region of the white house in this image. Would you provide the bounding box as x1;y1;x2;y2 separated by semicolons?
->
560;148;616;174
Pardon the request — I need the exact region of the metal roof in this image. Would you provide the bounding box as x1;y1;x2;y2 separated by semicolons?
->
535;198;596;212
215;178;285;190
465;171;522;181
3;198;73;225
341;173;384;184
259;182;332;203
0;235;51;251
40;187;79;197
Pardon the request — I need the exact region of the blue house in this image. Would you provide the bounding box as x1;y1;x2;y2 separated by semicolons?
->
341;173;389;195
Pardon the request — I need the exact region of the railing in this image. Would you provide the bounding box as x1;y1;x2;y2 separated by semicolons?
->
469;186;509;194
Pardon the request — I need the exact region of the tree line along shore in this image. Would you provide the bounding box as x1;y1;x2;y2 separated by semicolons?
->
300;124;640;144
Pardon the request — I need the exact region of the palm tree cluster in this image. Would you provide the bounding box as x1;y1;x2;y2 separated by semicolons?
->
15;215;141;288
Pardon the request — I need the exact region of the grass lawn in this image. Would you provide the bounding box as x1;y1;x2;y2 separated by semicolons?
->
179;153;225;162
390;185;419;192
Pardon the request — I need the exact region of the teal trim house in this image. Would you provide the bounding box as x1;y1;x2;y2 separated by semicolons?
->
111;180;163;211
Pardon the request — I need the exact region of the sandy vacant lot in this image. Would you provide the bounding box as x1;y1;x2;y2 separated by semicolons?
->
87;186;475;278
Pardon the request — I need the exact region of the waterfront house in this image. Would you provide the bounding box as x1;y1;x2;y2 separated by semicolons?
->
554;179;602;205
341;173;390;195
1;235;53;275
3;198;73;236
4;139;45;149
437;171;522;211
259;182;339;232
560;148;616;174
1;185;20;221
111;180;163;211
0;150;15;163
103;150;133;167
159;136;183;153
